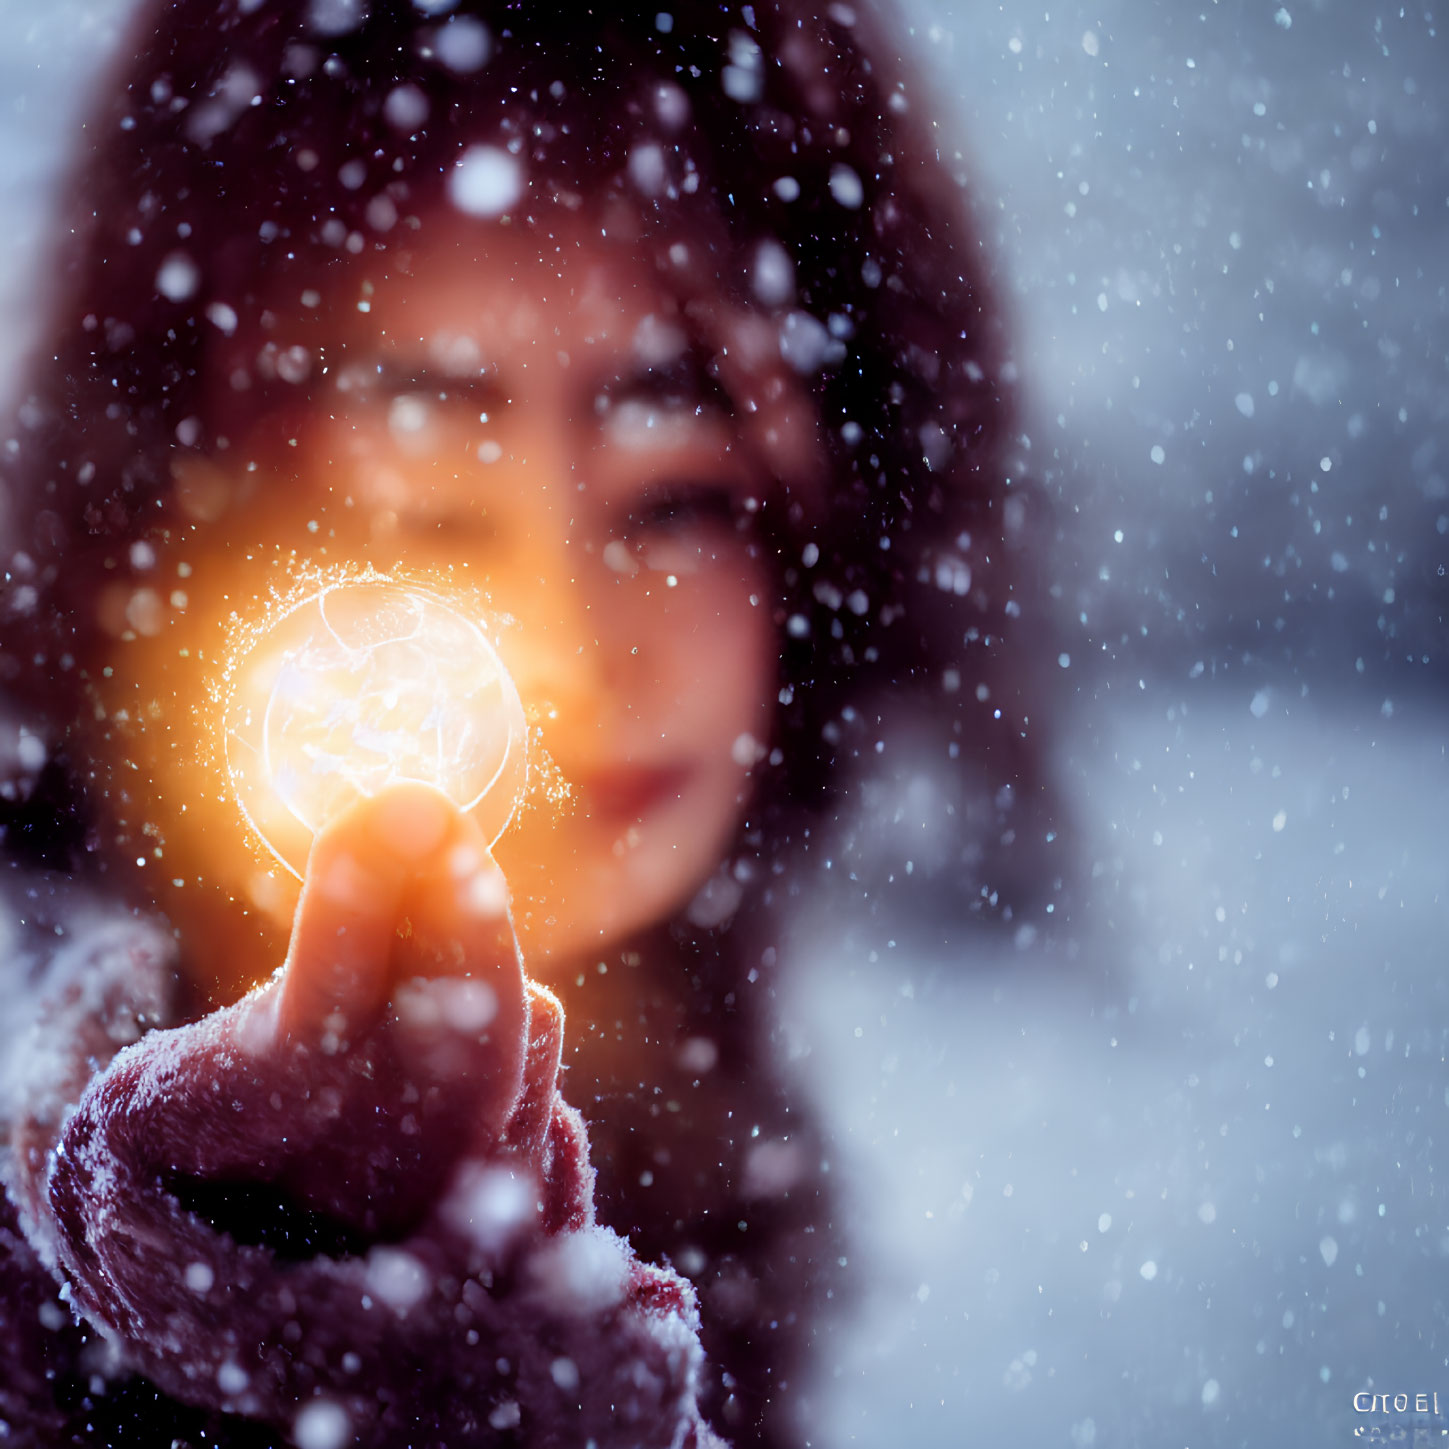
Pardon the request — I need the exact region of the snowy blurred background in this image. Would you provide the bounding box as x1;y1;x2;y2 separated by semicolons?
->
3;1;1446;1445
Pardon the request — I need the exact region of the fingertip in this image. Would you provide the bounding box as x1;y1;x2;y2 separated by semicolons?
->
367;782;457;861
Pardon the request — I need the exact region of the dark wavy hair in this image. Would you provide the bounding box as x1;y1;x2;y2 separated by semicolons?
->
0;1;1065;1444
2;0;1061;916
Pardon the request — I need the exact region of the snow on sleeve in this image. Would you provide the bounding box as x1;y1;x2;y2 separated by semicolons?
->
13;933;720;1447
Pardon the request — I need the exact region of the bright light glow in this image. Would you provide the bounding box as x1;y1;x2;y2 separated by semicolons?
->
225;580;526;878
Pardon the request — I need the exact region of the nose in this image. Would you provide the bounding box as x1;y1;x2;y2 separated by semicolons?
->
501;576;608;741
462;484;616;758
362;427;627;758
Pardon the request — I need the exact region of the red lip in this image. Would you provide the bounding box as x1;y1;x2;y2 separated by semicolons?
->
578;764;694;822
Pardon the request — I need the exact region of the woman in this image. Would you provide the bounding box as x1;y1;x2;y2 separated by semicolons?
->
0;0;1062;1443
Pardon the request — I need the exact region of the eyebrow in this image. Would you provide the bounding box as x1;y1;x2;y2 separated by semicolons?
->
328;344;735;420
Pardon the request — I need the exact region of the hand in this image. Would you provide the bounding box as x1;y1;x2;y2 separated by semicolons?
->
49;782;542;1295
36;784;721;1448
235;781;530;1238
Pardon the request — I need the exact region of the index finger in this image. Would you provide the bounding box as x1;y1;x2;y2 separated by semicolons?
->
275;782;458;1044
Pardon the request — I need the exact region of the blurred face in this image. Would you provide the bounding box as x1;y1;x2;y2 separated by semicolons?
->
105;214;823;975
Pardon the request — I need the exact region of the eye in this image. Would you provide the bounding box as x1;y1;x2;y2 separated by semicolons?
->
601;483;743;580
624;482;739;539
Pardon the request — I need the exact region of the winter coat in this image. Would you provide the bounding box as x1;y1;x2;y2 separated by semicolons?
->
0;874;727;1448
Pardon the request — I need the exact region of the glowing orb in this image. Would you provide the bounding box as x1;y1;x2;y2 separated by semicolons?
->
225;581;526;878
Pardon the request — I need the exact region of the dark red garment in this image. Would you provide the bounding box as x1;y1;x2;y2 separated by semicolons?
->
0;903;725;1448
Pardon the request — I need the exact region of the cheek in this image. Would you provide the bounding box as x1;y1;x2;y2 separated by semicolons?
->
634;561;776;738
